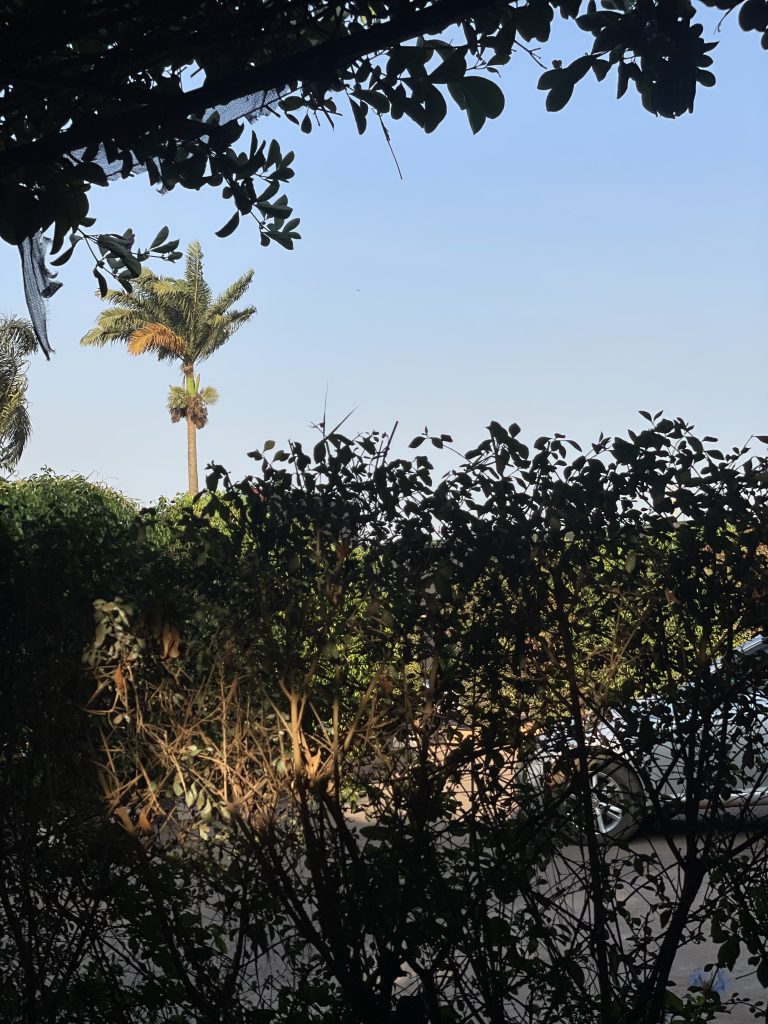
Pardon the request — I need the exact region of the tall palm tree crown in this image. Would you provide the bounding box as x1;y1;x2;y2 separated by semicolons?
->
81;242;256;495
0;316;36;475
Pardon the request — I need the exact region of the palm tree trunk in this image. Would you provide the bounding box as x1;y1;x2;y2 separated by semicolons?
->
186;414;198;495
183;363;198;496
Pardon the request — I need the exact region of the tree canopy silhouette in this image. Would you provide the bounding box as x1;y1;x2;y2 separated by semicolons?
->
3;0;764;353
2;0;764;251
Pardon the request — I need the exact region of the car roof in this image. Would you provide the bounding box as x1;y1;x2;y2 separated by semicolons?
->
738;635;767;656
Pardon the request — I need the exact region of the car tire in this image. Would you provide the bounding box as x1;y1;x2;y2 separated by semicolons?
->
547;753;647;844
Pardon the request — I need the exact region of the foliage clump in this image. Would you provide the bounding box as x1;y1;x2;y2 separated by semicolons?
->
2;418;768;1023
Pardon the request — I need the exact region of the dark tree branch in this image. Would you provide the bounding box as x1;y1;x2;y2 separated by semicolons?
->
0;0;505;176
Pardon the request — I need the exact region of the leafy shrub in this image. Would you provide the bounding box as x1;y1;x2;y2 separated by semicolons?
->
3;419;768;1023
0;473;145;798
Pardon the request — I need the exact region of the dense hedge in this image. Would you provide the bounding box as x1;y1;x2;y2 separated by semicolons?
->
2;420;768;1023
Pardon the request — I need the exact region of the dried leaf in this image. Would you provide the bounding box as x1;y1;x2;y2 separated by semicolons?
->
113;806;135;834
113;663;127;700
137;809;153;835
162;621;181;658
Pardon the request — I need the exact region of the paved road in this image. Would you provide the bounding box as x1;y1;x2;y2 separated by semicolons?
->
552;824;768;1022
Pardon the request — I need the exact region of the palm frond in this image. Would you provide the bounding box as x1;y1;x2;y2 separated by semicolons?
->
209;271;255;317
128;324;189;360
198;386;219;405
184;241;212;319
0;359;23;409
0;349;31;472
166;384;191;423
96;271;161;309
81;270;185;349
0;400;32;472
184;241;204;289
0;316;38;357
80;309;148;347
167;384;190;404
83;244;254;443
152;278;196;309
153;279;200;338
196;305;257;361
221;307;258;333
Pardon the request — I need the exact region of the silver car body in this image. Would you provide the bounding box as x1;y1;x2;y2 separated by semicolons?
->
527;636;768;834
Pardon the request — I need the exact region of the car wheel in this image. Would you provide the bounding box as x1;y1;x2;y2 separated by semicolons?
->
587;757;646;842
547;754;647;843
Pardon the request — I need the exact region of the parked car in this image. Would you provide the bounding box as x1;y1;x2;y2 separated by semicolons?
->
523;636;768;842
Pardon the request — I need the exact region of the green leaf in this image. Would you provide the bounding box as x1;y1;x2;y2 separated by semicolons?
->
447;81;485;133
258;201;292;220
49;241;79;266
258;180;280;203
617;63;631;100
696;69;716;87
757;958;768;988
267;138;281;167
216;211;240;238
517;1;553;42
546;80;575;112
94;268;108;297
150;226;170;248
740;0;765;31
97;234;129;257
538;68;564;90
358;89;389;114
79;162;109;186
350;99;367;134
123;253;142;277
664;991;685;1013
568;56;593;85
710;917;729;943
423;85;448;133
718;936;740;969
461;76;505;119
430;48;467;85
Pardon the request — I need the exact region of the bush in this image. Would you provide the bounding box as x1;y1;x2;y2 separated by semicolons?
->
0;473;146;799
3;420;768;1023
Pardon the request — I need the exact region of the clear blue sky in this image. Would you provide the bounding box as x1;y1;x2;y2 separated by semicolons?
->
2;14;766;504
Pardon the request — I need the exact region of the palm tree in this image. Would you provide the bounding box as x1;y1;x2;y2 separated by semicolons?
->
0;316;36;475
81;241;256;495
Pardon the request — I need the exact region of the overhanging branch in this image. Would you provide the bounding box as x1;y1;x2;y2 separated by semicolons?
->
0;0;507;178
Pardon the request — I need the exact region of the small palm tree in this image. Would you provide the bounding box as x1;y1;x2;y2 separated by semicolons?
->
81;241;256;495
0;316;36;475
